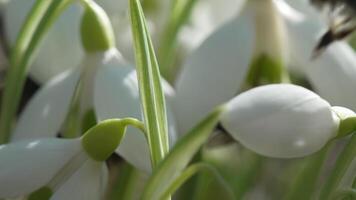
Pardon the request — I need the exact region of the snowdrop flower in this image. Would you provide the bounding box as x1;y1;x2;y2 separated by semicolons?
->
220;84;352;158
12;1;176;173
0;119;127;199
174;0;289;134
281;0;356;113
173;0;356;134
4;0;241;83
4;0;145;83
12;46;176;174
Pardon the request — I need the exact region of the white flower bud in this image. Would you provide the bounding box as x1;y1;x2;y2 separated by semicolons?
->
221;84;340;158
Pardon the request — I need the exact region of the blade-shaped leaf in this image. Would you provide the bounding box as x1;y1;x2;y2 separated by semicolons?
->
319;133;356;199
158;0;198;81
0;0;73;143
142;108;224;200
284;144;331;200
160;162;235;200
129;0;169;167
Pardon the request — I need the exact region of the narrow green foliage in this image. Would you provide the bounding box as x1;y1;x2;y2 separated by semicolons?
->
160;162;235;200
129;0;169;167
28;187;53;200
108;162;143;200
284;144;331;200
331;189;356;200
0;0;73;143
158;0;198;81
141;108;224;200
320;134;356;199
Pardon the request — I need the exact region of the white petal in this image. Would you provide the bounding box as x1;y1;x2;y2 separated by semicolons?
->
332;106;356;120
221;84;339;158
283;3;356;111
94;60;177;173
4;0;171;83
0;138;82;198
12;69;80;141
305;43;356;111
173;10;254;135
51;160;107;200
179;0;245;51
4;0;83;83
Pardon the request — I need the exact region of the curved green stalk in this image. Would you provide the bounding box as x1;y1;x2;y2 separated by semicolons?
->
160;162;235;200
158;0;198;82
331;188;356;200
0;0;73;143
141;108;224;200
284;144;331;200
319;133;356;199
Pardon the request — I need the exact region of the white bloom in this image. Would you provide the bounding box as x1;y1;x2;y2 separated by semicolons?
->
0;138;107;199
13;49;177;173
0;118;127;199
173;0;356;134
4;0;241;83
0;138;83;198
174;0;286;134
221;84;340;158
282;0;356;112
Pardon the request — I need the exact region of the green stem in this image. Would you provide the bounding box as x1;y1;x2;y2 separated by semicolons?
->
284;144;331;200
233;150;263;199
0;0;73;143
158;0;198;82
319;134;356;199
160;163;235;200
108;162;142;200
331;189;356;200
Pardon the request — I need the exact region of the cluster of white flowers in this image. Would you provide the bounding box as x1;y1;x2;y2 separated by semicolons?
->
0;0;356;199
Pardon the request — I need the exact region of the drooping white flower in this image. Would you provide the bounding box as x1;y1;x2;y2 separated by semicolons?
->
281;0;356;112
173;0;356;134
174;0;287;134
13;49;177;173
0;138;83;198
4;0;241;83
0;119;125;199
220;84;341;158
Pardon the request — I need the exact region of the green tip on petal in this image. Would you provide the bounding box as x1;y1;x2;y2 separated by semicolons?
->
243;54;290;89
82;119;126;161
28;187;53;200
80;0;115;52
332;106;356;138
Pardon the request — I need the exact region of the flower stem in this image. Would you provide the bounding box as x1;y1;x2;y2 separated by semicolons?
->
319;133;356;199
284;144;331;200
161;162;235;200
158;0;198;82
0;0;73;143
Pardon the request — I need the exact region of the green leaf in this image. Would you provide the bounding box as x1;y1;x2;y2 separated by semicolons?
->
319;133;356;200
0;0;73;143
284;144;331;200
141;108;224;200
129;0;169;167
158;0;199;81
160;162;235;200
331;188;356;200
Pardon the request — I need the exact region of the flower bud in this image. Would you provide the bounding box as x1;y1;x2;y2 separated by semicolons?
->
221;84;340;158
